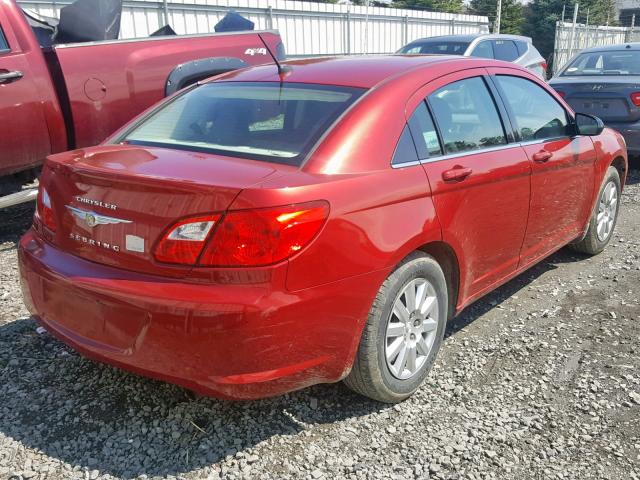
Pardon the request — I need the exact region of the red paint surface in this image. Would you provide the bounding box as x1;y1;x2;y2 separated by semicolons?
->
0;0;280;176
19;55;627;399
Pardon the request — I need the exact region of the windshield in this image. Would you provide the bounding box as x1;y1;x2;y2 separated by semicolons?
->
120;82;365;166
398;41;470;55
562;50;640;76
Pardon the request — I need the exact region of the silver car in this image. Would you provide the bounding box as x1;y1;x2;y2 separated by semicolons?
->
398;34;547;80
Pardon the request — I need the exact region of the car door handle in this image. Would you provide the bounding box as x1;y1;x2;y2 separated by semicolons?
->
532;150;553;163
442;166;473;182
0;70;23;84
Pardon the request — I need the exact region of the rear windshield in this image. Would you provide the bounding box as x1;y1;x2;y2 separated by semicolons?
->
119;82;365;166
399;41;469;55
562;50;640;76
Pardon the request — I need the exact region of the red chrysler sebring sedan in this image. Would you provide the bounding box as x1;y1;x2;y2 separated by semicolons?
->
19;55;627;402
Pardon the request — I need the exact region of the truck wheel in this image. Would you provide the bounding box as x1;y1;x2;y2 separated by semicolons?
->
571;166;621;255
344;252;448;403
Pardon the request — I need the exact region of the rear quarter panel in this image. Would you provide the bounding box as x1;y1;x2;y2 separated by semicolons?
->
53;31;279;149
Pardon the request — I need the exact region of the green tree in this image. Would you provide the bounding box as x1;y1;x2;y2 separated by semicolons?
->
392;0;466;14
469;0;524;34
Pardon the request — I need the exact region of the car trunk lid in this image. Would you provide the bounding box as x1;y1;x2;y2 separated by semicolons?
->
42;145;283;277
551;76;640;123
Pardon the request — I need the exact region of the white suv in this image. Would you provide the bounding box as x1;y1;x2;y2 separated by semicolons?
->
398;33;547;80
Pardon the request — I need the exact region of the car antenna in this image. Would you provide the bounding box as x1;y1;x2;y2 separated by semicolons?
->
258;33;291;80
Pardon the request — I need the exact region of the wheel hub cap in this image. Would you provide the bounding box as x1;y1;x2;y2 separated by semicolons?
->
596;181;618;242
385;278;440;380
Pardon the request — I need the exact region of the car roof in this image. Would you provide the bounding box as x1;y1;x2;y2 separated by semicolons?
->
212;55;512;89
406;33;532;44
579;42;640;53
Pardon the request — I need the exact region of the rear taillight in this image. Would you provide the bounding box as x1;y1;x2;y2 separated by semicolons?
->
153;201;329;267
154;214;220;265
541;62;548;74
36;187;56;231
630;92;640;107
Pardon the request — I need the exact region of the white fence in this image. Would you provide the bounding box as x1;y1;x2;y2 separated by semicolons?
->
18;0;489;56
553;21;640;73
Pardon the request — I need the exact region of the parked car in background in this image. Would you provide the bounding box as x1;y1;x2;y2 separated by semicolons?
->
550;43;640;157
19;55;626;403
398;34;547;79
0;0;283;200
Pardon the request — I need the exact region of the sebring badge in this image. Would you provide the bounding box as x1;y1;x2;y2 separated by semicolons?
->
66;205;132;228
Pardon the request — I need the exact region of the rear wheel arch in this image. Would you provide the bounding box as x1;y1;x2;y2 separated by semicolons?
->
417;241;460;320
611;156;627;188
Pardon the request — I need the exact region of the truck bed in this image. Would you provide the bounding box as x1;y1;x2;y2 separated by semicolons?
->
47;30;281;149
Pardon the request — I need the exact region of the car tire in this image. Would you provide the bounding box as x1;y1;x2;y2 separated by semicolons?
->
571;166;621;256
344;251;448;403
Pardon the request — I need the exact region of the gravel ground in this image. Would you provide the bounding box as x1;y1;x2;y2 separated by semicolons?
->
1;169;639;480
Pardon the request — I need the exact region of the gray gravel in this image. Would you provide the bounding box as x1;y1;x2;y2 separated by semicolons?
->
1;169;639;480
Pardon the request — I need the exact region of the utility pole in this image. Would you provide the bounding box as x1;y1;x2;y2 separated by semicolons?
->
569;3;579;59
495;0;502;34
561;3;566;23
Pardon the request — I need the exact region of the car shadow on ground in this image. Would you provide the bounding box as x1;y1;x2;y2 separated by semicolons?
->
0;240;589;479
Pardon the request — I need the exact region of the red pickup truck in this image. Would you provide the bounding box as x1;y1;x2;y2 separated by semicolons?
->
0;0;283;201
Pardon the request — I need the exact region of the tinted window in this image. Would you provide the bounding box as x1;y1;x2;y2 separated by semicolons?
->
0;28;8;51
470;41;493;59
495;75;569;141
392;126;419;165
561;50;640;76
515;40;528;57
399;41;469;55
493;40;519;61
407;102;442;159
428;77;506;154
122;82;364;166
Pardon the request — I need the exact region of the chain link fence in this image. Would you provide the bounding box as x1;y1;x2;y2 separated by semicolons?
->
553;20;640;74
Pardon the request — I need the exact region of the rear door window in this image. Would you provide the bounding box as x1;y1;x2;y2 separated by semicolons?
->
120;82;364;166
428;76;506;154
492;40;519;61
494;75;569;141
470;41;493;59
0;27;8;51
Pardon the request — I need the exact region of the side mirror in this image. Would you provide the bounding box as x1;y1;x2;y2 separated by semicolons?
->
575;112;605;136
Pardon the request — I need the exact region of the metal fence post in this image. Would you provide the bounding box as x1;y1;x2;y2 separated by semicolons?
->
267;6;274;30
450;18;455;35
163;0;169;26
402;15;408;46
346;10;351;55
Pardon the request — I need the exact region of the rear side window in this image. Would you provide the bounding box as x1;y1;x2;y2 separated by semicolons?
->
428;77;506;154
121;82;364;166
399;41;469;55
471;41;493;59
495;75;569;141
515;40;528;57
407;102;442;159
392;126;419;165
492;40;519;61
0;27;8;51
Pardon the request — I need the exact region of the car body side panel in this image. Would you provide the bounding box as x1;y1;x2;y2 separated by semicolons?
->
51;31;281;149
229;167;441;292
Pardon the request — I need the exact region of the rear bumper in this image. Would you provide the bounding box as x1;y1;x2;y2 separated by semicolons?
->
605;121;640;155
18;229;381;400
